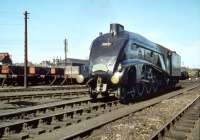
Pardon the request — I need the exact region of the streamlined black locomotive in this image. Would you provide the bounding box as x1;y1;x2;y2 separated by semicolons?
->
87;23;181;102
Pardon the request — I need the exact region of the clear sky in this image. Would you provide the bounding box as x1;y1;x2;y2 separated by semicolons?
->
0;0;199;68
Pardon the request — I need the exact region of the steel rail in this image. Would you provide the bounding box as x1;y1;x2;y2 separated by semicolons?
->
33;83;200;140
0;97;121;139
149;95;200;140
0;96;91;120
0;88;89;103
0;85;87;93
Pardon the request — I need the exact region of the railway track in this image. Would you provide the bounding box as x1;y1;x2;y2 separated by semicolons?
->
0;85;87;93
180;79;200;87
0;80;195;104
0;82;199;140
0;88;89;103
150;94;200;140
31;83;200;140
0;96;123;140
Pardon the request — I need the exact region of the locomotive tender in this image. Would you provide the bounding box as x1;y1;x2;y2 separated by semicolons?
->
87;23;181;102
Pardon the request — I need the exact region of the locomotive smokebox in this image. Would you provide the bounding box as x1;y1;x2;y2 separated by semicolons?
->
110;23;124;36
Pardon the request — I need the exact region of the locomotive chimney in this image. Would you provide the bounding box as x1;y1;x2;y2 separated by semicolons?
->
110;23;124;36
99;32;103;36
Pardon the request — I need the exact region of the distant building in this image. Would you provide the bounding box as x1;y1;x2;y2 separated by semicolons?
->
0;53;12;65
14;62;34;66
40;60;52;67
60;58;89;66
181;66;200;77
54;58;89;67
39;58;88;68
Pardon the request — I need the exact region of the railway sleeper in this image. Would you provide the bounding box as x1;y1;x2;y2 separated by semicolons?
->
62;118;74;126
179;119;197;124
65;104;116;124
182;115;199;121
184;113;200;117
72;112;95;122
50;121;66;127
46;105;118;130
40;124;61;132
5;132;29;140
163;102;200;140
173;125;192;133
28;128;46;136
0;101;119;139
1;125;29;140
165;130;188;140
176;122;195;128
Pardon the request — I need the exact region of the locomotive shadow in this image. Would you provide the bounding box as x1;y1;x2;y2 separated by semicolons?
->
91;95;118;103
89;86;182;104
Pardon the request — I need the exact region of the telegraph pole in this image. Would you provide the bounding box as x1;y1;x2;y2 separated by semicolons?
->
64;37;68;66
24;11;29;88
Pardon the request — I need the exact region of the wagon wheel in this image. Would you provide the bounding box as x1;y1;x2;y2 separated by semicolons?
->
89;88;98;99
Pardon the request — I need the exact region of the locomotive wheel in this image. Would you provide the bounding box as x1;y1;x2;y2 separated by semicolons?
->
120;86;129;104
152;83;158;93
145;85;152;94
136;84;145;96
120;86;136;104
129;86;137;98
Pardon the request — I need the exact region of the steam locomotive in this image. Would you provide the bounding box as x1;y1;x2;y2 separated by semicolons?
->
86;23;181;103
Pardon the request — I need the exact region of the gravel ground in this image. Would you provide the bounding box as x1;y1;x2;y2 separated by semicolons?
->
85;88;200;140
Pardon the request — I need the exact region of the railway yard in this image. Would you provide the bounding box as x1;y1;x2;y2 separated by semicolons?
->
1;1;200;139
0;0;200;140
0;79;199;140
1;23;200;140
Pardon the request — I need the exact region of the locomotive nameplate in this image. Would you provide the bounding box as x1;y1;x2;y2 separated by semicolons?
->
102;42;112;48
92;64;108;72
